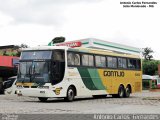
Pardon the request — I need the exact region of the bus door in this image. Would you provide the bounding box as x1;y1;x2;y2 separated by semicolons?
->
51;50;65;85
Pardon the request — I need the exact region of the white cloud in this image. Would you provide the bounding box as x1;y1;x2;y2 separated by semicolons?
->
0;23;55;46
0;0;101;25
62;0;160;59
0;11;14;26
0;0;159;59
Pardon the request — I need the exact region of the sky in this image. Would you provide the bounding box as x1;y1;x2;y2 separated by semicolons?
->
0;0;159;59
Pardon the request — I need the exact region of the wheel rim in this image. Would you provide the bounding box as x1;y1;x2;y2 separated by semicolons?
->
119;87;124;97
68;89;74;100
126;88;130;97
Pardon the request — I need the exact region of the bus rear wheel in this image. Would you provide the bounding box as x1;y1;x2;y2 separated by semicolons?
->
124;86;131;98
38;97;48;102
64;86;75;102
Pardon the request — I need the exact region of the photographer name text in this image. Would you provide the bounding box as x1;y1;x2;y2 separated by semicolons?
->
120;1;157;8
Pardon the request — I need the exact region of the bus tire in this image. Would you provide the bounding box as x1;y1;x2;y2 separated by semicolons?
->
38;97;48;102
64;86;75;102
117;85;125;98
124;86;131;98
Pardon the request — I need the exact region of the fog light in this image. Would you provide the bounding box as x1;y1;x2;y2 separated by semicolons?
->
17;90;22;96
16;90;21;94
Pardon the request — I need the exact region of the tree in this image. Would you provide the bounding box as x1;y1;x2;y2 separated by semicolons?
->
143;60;160;75
2;44;28;56
19;44;29;48
142;47;154;60
14;44;29;49
15;44;29;57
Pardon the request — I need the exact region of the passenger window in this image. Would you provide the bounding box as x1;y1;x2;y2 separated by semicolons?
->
107;57;117;68
88;55;94;66
136;60;141;69
82;54;94;66
74;54;80;65
128;59;136;69
118;58;127;68
95;56;106;67
67;53;80;66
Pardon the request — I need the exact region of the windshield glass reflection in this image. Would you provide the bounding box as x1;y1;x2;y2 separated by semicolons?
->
17;61;50;83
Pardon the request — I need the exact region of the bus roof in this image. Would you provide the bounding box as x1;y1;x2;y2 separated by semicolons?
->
21;46;69;51
21;46;140;59
68;47;141;59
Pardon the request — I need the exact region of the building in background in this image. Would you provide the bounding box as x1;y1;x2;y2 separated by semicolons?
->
52;38;141;55
0;45;19;94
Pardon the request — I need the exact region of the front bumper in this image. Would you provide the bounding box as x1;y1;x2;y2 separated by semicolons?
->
17;88;65;98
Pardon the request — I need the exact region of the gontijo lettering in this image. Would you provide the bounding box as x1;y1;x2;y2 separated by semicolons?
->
104;71;125;77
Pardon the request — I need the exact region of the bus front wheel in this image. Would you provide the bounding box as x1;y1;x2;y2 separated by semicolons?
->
38;97;48;102
64;86;75;102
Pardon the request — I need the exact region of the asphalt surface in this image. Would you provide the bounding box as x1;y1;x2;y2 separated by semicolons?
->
0;90;160;114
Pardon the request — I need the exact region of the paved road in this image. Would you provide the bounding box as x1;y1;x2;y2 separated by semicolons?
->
0;90;160;114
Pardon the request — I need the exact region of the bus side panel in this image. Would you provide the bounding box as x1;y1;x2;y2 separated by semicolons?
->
66;67;108;96
67;67;142;96
98;69;112;93
97;69;142;94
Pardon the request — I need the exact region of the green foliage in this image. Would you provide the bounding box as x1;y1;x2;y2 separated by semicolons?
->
142;60;160;75
1;44;29;57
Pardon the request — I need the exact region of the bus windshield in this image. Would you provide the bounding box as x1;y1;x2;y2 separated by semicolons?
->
17;50;65;85
17;61;50;83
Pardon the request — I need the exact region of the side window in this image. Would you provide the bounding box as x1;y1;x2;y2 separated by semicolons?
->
136;59;141;69
128;59;136;69
82;54;94;66
54;51;64;61
89;55;94;66
95;56;106;67
67;53;80;66
118;58;127;68
107;57;117;68
82;54;88;66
